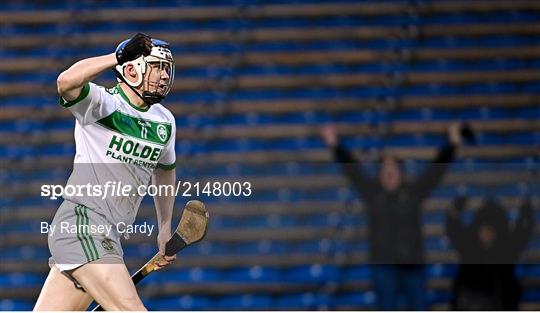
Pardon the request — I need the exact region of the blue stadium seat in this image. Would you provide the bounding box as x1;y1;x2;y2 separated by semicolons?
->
276;292;331;310
0;299;34;311
217;294;271;310
0;272;46;287
343;265;370;280
334;291;374;308
224;266;280;283
283;264;339;283
147;295;212;310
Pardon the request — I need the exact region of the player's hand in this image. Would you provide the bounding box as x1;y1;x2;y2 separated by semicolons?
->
321;124;338;147
155;228;176;270
116;33;153;65
448;122;463;146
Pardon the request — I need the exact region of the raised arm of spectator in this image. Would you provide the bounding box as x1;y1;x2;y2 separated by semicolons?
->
320;124;378;200
412;123;461;199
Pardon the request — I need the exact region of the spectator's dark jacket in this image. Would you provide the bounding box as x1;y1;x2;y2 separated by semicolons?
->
333;144;455;264
446;198;533;310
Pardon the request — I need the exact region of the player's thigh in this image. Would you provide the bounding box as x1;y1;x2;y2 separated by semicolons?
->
71;257;146;311
33;266;93;311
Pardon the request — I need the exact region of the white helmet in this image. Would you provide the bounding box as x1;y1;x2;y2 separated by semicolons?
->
115;38;175;105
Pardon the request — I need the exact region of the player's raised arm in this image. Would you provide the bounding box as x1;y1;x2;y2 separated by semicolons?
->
57;33;152;101
57;53;117;101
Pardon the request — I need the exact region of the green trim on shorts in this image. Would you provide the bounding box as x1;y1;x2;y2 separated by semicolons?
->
75;205;92;262
75;204;100;262
82;205;100;260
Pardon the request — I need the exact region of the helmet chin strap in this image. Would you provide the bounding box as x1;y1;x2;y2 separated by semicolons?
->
113;68;164;106
142;91;164;105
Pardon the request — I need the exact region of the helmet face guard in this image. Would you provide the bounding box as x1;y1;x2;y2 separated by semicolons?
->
115;38;175;105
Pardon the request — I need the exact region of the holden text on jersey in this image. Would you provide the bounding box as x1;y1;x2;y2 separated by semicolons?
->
105;134;162;169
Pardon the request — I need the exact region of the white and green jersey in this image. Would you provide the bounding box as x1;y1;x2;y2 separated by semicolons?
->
60;82;176;227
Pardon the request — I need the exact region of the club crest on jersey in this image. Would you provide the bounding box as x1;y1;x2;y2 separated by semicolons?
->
157;124;168;142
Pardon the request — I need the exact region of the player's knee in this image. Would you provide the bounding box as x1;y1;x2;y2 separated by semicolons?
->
108;296;146;311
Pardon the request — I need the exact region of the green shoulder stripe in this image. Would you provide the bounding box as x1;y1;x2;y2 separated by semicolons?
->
59;83;90;108
157;162;176;170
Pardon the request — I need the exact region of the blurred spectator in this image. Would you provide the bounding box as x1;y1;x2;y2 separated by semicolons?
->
321;123;464;310
446;196;534;310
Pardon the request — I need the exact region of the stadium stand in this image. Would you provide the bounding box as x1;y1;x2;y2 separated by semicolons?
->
0;0;539;310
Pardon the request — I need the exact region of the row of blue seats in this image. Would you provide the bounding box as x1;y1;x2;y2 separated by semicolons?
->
5;0;540;8
2;13;540;39
0;132;535;159
0;286;537;309
2;11;540;40
136;288;540;309
2;82;540;107
2;288;539;311
147;290;540;307
0;0;276;11
64;36;540;57
230;59;540;76
0;111;515;136
3;264;540;288
3;58;540;83
2;233;538;261
0;0;385;11
68;36;540;58
2;159;536;179
4;10;540;33
3;33;540;58
0;106;535;132
172;83;540;102
2;10;533;30
1;154;537;181
167;160;539;178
